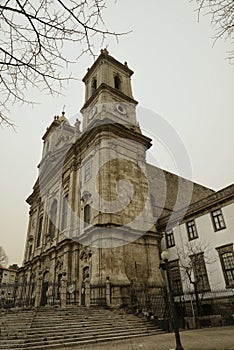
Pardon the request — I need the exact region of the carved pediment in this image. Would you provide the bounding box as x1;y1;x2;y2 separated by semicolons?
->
79;247;92;262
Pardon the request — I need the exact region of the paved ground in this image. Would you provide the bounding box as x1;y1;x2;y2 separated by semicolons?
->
64;326;234;350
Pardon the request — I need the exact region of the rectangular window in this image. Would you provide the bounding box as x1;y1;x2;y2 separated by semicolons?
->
211;209;226;231
169;260;183;296
36;216;43;248
84;162;91;182
61;194;68;231
165;230;175;248
190;253;210;292
186;220;198;240
216;245;234;288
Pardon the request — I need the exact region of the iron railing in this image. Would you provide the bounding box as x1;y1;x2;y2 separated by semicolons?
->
90;284;106;306
0;282;35;308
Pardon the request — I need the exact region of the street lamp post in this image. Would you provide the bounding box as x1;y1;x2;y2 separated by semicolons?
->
161;250;184;350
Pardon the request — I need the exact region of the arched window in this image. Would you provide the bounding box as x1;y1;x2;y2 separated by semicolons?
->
49;199;57;239
114;75;121;90
36;216;43;247
91;78;97;93
61;194;68;231
83;266;89;280
84;204;90;227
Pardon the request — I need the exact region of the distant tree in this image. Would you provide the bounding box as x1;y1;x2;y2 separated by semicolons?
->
0;0;127;127
194;0;234;60
0;246;9;267
177;240;216;319
8;264;19;271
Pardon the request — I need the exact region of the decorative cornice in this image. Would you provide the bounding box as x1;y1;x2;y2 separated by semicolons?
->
22;238;80;268
82;50;133;83
80;83;138;112
42;119;74;141
27;121;152;202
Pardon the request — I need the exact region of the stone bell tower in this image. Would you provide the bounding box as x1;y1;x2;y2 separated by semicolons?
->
78;49;164;307
81;48;140;133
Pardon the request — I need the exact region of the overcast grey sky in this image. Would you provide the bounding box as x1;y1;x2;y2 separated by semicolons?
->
0;1;233;265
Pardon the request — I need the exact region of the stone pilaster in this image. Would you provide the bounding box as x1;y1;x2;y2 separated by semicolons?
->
85;280;90;307
35;275;43;308
60;274;67;308
146;234;165;289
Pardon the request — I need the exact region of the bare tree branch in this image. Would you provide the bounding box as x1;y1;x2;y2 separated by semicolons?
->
177;239;216;288
0;0;128;127
193;0;234;61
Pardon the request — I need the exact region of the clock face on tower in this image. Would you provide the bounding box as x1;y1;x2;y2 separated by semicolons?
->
115;103;127;116
88;106;97;121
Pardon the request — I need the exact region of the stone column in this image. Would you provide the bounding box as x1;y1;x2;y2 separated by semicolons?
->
60;273;67;308
106;277;111;307
71;244;79;282
68;159;79;239
85;280;90;307
88;228;131;308
23;211;33;263
50;253;56;284
146;234;165;289
46;284;54;306
35;275;43;308
41;192;50;249
56;180;63;244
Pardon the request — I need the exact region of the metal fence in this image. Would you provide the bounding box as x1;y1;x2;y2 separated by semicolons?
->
174;289;234;327
128;287;234;328
1;280;233;329
0;282;36;308
90;284;106;306
0;280;78;308
129;287;170;319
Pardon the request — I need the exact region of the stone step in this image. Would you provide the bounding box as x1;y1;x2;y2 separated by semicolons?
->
1;329;162;343
2;316;148;329
0;330;159;349
0;334;151;350
31;316;147;324
2;322;162;335
1;323;153;339
0;307;164;350
1;320;157;337
0;326;162;345
1;317;157;334
32;316;148;324
1;322;160;338
31;319;146;329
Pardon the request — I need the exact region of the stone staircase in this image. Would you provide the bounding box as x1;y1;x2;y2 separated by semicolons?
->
0;307;164;349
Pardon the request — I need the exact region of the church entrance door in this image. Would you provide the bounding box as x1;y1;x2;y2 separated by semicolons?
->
81;266;89;306
40;272;49;306
81;281;85;306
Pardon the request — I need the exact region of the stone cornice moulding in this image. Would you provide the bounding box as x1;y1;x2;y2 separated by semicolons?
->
80;83;138;112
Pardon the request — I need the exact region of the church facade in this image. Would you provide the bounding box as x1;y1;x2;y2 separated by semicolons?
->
18;50;213;308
